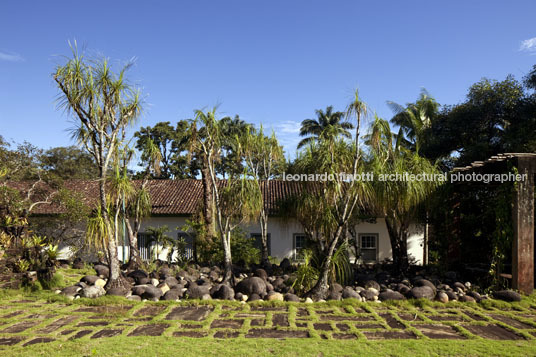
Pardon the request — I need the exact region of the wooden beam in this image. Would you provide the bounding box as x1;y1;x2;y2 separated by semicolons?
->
512;157;535;294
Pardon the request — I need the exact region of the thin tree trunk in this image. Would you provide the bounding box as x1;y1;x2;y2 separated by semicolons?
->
260;210;270;265
423;211;429;265
201;160;215;238
99;172;126;290
125;220;142;270
222;230;233;283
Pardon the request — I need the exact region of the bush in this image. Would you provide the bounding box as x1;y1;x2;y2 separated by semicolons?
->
39;272;64;290
292;249;319;295
198;228;260;267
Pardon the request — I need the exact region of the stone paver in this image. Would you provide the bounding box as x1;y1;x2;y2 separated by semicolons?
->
128;324;168;337
22;337;55;346
91;329;123;339
464;325;523;340
416;324;465;339
166;306;213;321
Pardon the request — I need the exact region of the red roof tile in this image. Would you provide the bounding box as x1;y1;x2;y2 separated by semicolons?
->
5;179;310;216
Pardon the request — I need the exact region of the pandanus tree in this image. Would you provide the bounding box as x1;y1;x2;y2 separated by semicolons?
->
54;45;142;289
295;90;371;300
240;126;285;264
366;116;441;271
187;108;262;283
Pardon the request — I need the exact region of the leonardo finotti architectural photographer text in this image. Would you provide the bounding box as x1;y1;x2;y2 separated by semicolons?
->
282;171;527;184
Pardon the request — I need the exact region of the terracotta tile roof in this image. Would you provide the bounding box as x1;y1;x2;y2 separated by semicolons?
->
5;179;312;216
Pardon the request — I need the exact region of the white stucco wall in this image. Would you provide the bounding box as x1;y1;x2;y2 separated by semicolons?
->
31;214;424;265
126;216;424;265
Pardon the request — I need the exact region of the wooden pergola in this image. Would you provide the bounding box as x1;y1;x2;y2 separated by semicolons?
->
452;153;536;294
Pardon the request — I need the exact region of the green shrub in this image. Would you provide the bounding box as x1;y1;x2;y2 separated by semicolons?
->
292;249;319;295
39;272;64;290
201;228;260;267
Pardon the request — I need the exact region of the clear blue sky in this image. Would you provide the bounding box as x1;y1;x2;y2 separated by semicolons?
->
1;1;535;158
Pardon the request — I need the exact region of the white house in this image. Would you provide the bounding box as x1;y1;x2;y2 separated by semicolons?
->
24;179;425;264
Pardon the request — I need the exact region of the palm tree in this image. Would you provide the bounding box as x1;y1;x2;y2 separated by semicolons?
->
145;226;174;261
367;116;440;271
297;106;353;149
387;89;439;154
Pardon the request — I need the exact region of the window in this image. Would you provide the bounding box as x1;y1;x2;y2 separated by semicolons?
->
250;233;271;256
359;234;378;262
137;232;152;261
293;234;307;260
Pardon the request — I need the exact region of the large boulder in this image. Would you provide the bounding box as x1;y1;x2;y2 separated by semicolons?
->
378;290;405;301
459;295;476;303
94;264;110;278
127;270;148;282
409;286;435;300
253;269;268;281
106;287;128;297
414;279;437;295
186;283;211;299
164;276;179;288
212;284;235;300
396;283;411;295
453;282;466;292
81;275;100;285
364;280;380;291
131;285;148;296
445;290;458;301
436;291;449;303
266;292;284;301
284;293;300;302
235;277;267;297
272;277;286;291
141;285;163;300
80;285;106;298
61;285;81;297
342;287;360;300
248;293;262;302
493;290;522;302
163;289;182;301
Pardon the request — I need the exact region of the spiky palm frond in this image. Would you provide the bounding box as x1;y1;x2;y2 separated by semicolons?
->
297;106;353;149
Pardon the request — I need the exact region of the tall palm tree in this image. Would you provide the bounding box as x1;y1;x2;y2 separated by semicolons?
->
387;89;439;154
367;116;440;271
298;106;353;149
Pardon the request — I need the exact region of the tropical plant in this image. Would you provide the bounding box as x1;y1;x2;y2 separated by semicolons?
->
366;116;441;271
54;43;143;290
387;89;439;155
290;90;371;300
186;108;262;282
292;249;319;295
297;106;353;149
145;226;174;261
240;126;285;264
15;259;30;273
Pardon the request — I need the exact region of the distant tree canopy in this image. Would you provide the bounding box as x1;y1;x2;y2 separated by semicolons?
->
40;146;98;180
421;75;536;167
0;137;97;181
134;121;194;179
